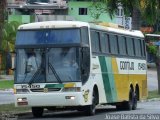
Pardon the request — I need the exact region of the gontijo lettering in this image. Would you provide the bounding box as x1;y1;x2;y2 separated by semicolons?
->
120;61;134;70
119;61;146;71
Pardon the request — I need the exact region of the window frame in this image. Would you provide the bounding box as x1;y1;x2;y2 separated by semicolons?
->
109;34;119;55
79;8;88;15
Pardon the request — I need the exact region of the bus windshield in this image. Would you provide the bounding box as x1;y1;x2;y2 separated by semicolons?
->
15;47;80;84
16;29;81;45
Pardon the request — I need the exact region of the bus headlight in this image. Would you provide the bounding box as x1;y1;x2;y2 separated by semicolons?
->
17;97;28;106
62;87;81;92
17;98;27;102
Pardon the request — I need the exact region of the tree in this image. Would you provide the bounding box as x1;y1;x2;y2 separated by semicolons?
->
2;21;20;52
96;0;141;30
0;0;6;50
97;0;160;30
2;21;20;74
141;0;160;26
89;2;107;21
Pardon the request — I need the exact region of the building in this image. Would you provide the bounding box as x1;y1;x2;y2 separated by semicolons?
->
7;0;117;24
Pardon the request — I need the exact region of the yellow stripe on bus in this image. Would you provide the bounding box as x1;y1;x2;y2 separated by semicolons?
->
64;83;75;88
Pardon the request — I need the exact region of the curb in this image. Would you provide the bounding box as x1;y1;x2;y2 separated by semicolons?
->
14;111;32;116
140;98;160;102
0;89;14;93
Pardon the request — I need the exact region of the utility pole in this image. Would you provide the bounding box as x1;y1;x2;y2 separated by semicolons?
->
157;46;160;94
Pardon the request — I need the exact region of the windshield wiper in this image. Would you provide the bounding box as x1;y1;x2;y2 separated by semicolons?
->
28;49;47;85
48;62;62;83
28;67;43;85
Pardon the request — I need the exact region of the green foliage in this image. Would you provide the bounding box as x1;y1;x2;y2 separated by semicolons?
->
102;0;118;19
89;2;107;20
148;90;160;99
97;0;141;18
98;0;160;26
2;21;20;52
141;0;160;25
147;45;157;55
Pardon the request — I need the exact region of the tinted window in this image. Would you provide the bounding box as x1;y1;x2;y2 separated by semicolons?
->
126;37;134;56
118;36;127;55
27;0;49;4
81;27;89;45
100;33;110;53
134;39;142;57
141;40;146;57
91;31;100;53
16;29;81;45
109;34;118;54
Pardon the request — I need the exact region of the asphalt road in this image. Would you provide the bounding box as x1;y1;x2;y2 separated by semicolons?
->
0;91;14;104
147;69;158;91
16;100;160;120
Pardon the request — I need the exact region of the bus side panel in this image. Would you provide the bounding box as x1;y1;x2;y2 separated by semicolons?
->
91;56;147;104
90;56;107;104
128;59;147;100
111;58;129;102
99;56;118;103
128;74;147;100
112;58;147;102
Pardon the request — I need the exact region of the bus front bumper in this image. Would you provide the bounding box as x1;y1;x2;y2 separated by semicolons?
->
15;92;85;107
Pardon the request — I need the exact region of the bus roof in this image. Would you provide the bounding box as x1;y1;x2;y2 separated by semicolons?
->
18;21;144;38
18;21;89;30
89;23;144;38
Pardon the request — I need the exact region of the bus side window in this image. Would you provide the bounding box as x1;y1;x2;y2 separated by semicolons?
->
118;36;127;55
141;40;146;57
126;37;135;56
81;27;89;45
134;39;142;57
100;33;110;54
91;31;101;53
109;34;118;54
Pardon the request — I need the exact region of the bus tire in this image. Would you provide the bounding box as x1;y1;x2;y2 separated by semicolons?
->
116;104;123;110
85;91;96;116
124;89;134;110
32;107;44;118
132;92;137;110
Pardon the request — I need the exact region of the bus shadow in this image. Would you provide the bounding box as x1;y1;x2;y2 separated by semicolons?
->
19;107;143;119
39;108;119;119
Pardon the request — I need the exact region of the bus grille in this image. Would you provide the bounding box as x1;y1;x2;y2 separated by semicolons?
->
30;88;61;92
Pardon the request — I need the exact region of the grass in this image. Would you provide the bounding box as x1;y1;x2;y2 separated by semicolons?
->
148;90;160;99
0;80;14;90
0;103;31;114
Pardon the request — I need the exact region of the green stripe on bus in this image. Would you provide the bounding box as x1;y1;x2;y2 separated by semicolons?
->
105;57;117;102
45;84;64;88
99;56;117;102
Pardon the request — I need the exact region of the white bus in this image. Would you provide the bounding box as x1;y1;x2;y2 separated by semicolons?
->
14;21;147;117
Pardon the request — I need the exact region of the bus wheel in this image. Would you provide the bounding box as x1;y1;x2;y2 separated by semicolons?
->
32;107;44;118
116;104;123;110
124;89;134;110
85;91;96;116
132;92;137;110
